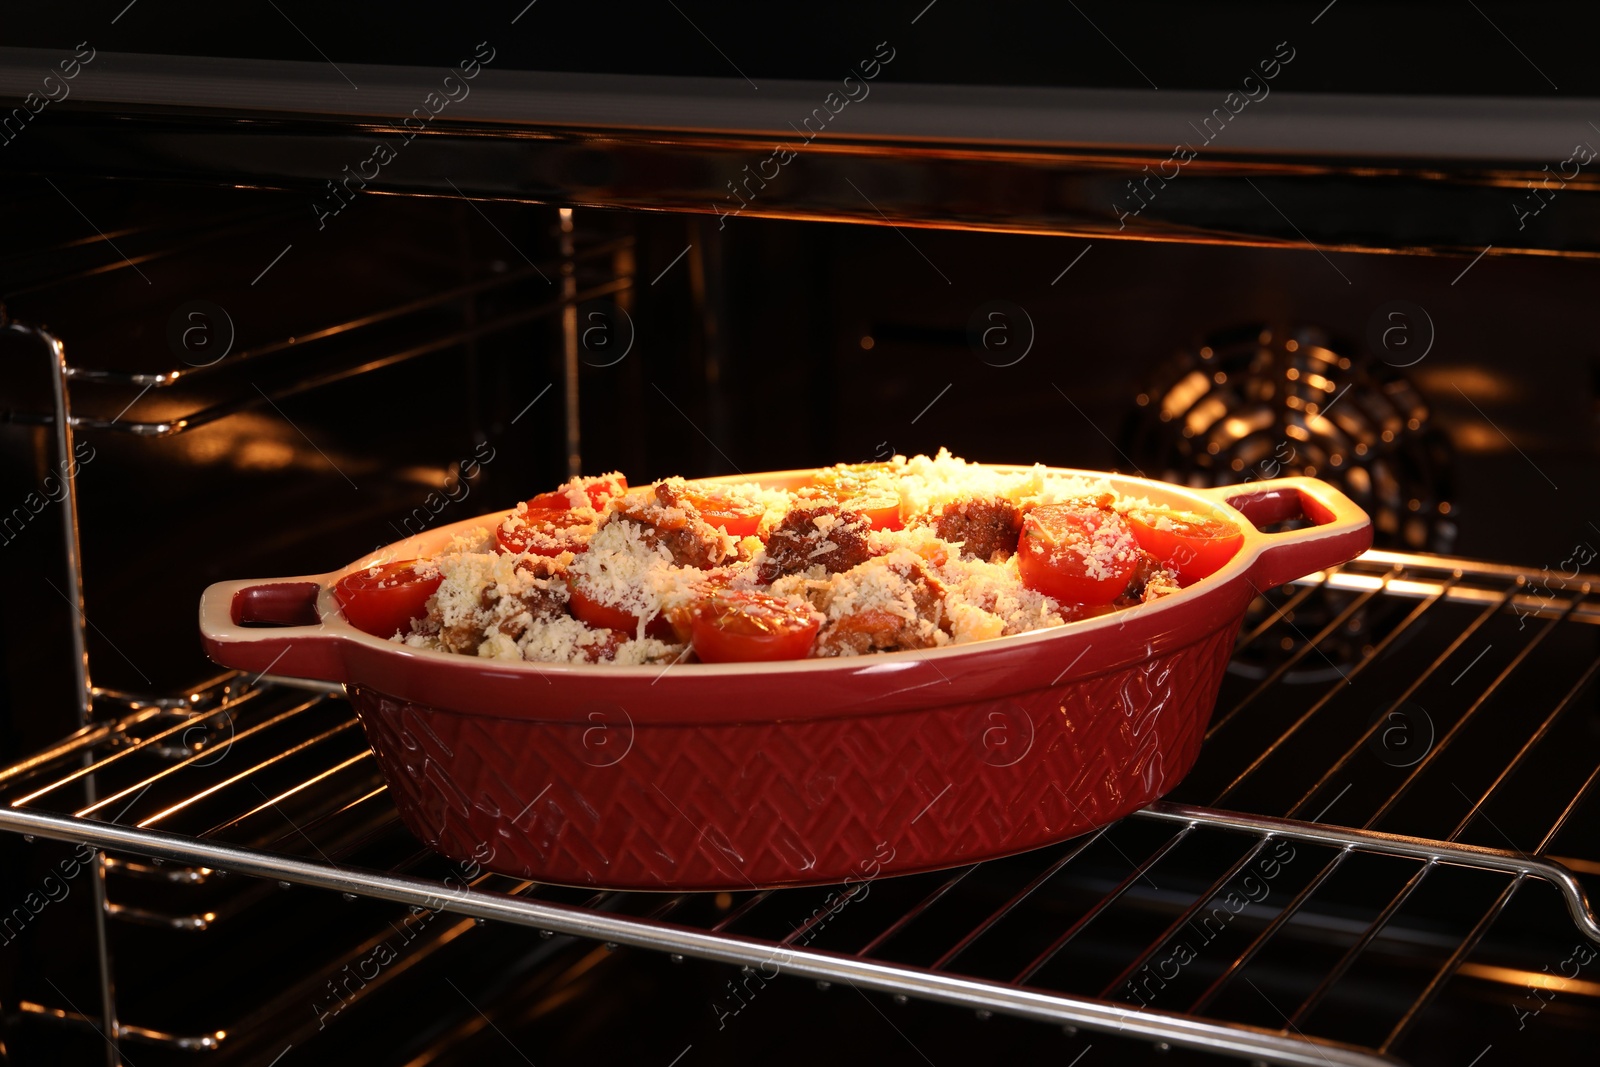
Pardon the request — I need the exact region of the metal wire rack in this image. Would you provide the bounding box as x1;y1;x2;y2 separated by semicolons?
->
2;551;1596;1067
2;229;632;445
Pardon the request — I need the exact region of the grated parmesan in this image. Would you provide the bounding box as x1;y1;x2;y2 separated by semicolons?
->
394;454;1189;664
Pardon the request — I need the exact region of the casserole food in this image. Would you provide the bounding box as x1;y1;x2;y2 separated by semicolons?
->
199;467;1370;890
358;452;1219;669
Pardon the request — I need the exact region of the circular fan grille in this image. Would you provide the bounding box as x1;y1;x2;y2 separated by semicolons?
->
1125;324;1454;552
1123;324;1456;681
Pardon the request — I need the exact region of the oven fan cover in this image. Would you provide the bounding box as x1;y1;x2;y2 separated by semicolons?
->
1124;324;1454;681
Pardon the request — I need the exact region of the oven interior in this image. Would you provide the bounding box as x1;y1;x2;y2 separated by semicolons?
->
1;168;1598;1067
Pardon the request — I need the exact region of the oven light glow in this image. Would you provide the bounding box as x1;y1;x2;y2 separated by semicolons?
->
1453;422;1511;453
1162;371;1211;420
1224;412;1274;440
1458;963;1600;997
1184;396;1228;436
1412;365;1516;402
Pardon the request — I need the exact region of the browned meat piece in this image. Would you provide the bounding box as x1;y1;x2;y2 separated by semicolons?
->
814;610;917;656
1117;551;1154;604
904;559;950;635
758;504;875;583
438;559;568;650
1117;549;1181;605
491;558;568;633
514;555;564;582
610;482;733;569
438;616;483;655
930;497;1023;562
814;558;949;656
652;479;693;511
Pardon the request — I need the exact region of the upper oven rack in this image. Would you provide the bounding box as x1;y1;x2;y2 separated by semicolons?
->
6;47;1600;258
1;551;1596;1067
1;232;632;438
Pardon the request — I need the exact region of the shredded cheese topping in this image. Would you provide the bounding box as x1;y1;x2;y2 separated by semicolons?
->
392;451;1189;665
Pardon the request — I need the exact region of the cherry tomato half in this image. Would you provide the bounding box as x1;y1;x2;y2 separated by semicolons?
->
690;590;822;663
334;560;442;638
1017;504;1139;605
577;628;630;663
526;490;576;510
679;486;765;537
799;465;904;531
1126;508;1243;584
495;507;592;556
566;580;642;633
567;579;676;640
654;572;738;644
526;473;628;512
580;473;628;508
839;494;903;532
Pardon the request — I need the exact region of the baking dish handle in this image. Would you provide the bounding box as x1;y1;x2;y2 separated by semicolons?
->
1195;477;1373;592
197;575;350;684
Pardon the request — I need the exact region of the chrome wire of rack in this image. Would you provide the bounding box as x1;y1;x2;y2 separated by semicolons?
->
3;236;633;438
0;212;635;1066
2;553;1598;1066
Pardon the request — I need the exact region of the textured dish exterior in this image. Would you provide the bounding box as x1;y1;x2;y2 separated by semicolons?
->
351;621;1239;889
200;469;1372;890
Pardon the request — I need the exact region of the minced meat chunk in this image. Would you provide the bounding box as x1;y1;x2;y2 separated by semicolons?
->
610;480;735;569
757;504;875;583
928;496;1023;562
1117;549;1182;605
437;555;569;651
814;556;950;656
438;616;483;656
491;557;569;633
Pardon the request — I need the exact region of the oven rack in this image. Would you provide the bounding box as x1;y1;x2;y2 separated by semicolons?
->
2;228;634;440
1;551;1596;1067
7;47;1600;259
0;200;305;304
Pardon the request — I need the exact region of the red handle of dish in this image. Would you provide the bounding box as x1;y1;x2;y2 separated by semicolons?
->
197;574;352;684
1194;477;1373;592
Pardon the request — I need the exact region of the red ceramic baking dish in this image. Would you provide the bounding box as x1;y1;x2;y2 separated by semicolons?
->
199;468;1370;891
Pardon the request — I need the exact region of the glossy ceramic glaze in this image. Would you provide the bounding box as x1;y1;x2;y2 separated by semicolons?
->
200;470;1370;889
